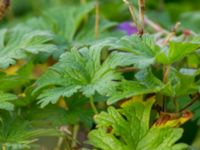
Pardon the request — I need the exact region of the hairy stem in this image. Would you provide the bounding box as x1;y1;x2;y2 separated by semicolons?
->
89;96;98;114
138;0;145;36
95;0;100;39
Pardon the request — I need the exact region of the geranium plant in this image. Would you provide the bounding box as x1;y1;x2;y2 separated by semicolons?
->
0;0;200;149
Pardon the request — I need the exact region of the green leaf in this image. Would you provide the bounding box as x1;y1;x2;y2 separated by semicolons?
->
0;74;29;92
0;112;59;149
0;26;58;69
108;69;164;104
37;86;81;108
110;35;160;68
0;92;17;111
161;68;200;97
156;42;200;64
26;3;95;42
34;43;134;107
88;98;188;150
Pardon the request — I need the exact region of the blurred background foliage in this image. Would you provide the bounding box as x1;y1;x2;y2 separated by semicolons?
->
3;0;200;33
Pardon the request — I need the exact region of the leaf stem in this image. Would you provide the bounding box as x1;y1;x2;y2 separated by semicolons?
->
71;124;80;148
89;96;98;114
173;97;179;113
95;0;100;39
179;94;200;112
161;22;181;111
65;138;71;150
162;22;180;45
144;17;169;34
55;137;64;150
162;64;170;112
163;65;170;84
117;66;138;73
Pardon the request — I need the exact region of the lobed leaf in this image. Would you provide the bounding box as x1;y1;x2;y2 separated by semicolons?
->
34;44;135;107
88;98;188;150
0;26;58;69
110;35;160;68
108;69;164;104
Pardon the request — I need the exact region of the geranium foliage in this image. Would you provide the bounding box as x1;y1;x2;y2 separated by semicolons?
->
88;97;187;150
0;0;200;149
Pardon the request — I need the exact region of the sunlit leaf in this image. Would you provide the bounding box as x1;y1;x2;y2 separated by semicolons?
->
34;43;136;107
88;97;187;150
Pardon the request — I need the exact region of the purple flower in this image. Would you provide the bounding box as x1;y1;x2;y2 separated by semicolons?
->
117;21;138;35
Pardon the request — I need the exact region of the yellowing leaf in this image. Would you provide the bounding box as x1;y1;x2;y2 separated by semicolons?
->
57;97;68;110
153;110;193;128
0;60;26;75
88;97;188;150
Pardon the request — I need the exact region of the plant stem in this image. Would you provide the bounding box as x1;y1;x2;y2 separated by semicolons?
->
123;0;164;33
162;32;175;45
162;64;170;112
179;95;200;112
138;0;145;36
123;0;140;33
118;66;138;73
55;137;64;150
161;22;181;111
95;0;100;39
163;65;170;84
145;17;169;34
71;124;80;148
65;138;71;150
89;96;98;114
162;22;180;45
173;97;179;112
